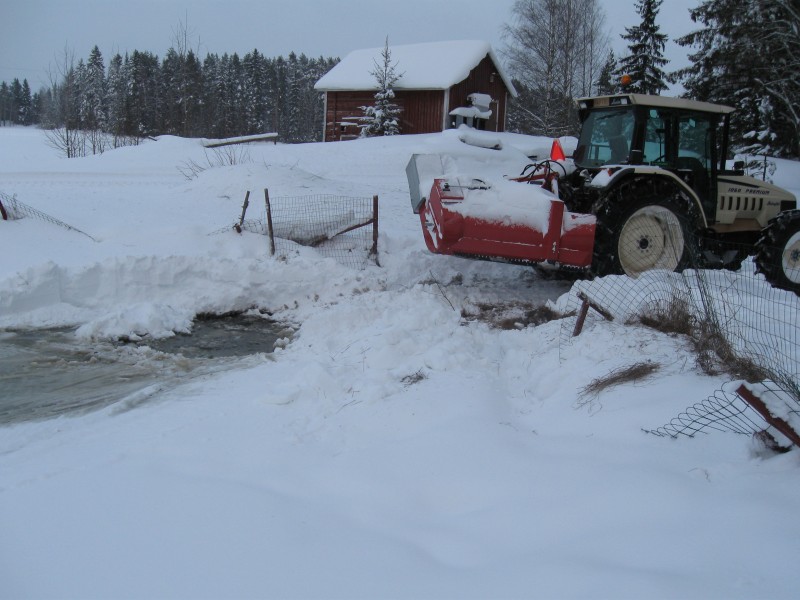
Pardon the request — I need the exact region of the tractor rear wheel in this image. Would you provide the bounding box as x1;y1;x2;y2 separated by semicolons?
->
593;178;700;277
754;210;800;295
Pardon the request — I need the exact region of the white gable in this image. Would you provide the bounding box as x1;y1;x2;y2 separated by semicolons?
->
315;40;516;96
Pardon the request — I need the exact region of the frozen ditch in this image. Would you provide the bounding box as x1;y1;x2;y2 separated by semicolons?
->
0;314;292;425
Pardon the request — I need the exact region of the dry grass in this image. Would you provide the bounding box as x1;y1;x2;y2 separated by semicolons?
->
636;297;696;337
401;369;427;386
462;302;564;330
578;361;661;404
691;321;769;381
635;298;768;382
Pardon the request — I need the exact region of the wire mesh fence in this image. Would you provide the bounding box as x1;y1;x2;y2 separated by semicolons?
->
226;190;379;270
0;191;96;241
644;380;800;449
559;233;800;447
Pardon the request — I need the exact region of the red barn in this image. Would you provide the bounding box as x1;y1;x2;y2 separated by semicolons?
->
315;40;517;142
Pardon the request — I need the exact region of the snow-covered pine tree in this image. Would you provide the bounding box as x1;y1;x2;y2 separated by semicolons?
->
180;49;203;137
160;48;183;134
615;0;668;95
0;82;11;125
18;79;33;125
243;49;268;134
105;53;130;144
81;46;106;132
285;52;303;142
127;50;161;137
75;47;108;153
294;53;317;142
674;0;799;158
359;37;402;137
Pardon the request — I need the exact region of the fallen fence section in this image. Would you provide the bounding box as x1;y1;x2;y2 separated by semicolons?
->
556;237;799;449
0;191;97;241
645;381;800;450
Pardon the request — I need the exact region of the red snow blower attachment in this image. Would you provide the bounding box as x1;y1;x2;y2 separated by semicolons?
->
406;138;595;269
417;176;595;267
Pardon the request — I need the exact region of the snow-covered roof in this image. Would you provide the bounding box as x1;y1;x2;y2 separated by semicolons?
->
315;40;517;96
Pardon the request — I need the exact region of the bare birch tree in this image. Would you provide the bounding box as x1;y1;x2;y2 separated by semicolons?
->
503;0;608;136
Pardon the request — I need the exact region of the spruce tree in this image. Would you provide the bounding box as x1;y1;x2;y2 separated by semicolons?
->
19;79;33;125
595;50;617;96
675;0;799;157
106;53;129;142
616;0;668;94
82;46;106;132
0;81;10;125
10;79;23;125
285;52;302;142
359;38;402;137
160;47;183;134
180;49;203;137
243;49;268;134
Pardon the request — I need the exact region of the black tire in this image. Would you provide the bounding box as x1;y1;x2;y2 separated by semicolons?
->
592;177;701;277
754;209;800;295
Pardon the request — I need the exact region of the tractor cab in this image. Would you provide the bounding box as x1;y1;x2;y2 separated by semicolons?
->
573;94;735;219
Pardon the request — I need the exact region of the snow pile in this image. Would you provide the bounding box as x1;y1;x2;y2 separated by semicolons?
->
1;127;800;599
444;176;556;232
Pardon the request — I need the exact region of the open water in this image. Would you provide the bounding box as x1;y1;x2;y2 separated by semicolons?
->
0;314;289;425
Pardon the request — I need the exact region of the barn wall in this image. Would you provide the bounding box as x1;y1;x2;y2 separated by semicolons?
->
396;90;446;135
323;90;446;141
323;91;374;142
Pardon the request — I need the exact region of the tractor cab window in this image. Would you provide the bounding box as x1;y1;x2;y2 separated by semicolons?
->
574;108;635;168
677;115;712;168
676;114;713;204
642;108;714;203
644;110;667;164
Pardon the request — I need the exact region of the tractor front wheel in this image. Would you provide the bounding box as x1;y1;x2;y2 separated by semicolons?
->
593;179;699;277
755;210;800;295
617;203;691;276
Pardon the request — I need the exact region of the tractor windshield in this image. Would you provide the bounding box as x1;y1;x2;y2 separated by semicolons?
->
574;108;636;168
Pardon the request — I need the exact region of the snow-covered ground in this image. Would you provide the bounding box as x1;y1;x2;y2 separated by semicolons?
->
1;126;799;599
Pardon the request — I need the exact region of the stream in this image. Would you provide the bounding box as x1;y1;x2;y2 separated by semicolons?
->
0;314;291;425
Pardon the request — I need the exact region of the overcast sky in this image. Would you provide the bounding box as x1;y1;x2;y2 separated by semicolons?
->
1;0;697;91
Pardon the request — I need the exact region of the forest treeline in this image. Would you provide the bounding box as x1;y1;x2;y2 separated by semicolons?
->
0;45;339;146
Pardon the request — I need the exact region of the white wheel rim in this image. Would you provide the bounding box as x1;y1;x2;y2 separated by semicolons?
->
617;206;685;276
781;231;800;284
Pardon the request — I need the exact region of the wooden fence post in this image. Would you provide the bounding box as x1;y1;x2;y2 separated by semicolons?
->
572;291;614;336
265;188;276;256
736;384;800;448
371;195;379;265
234;190;250;233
